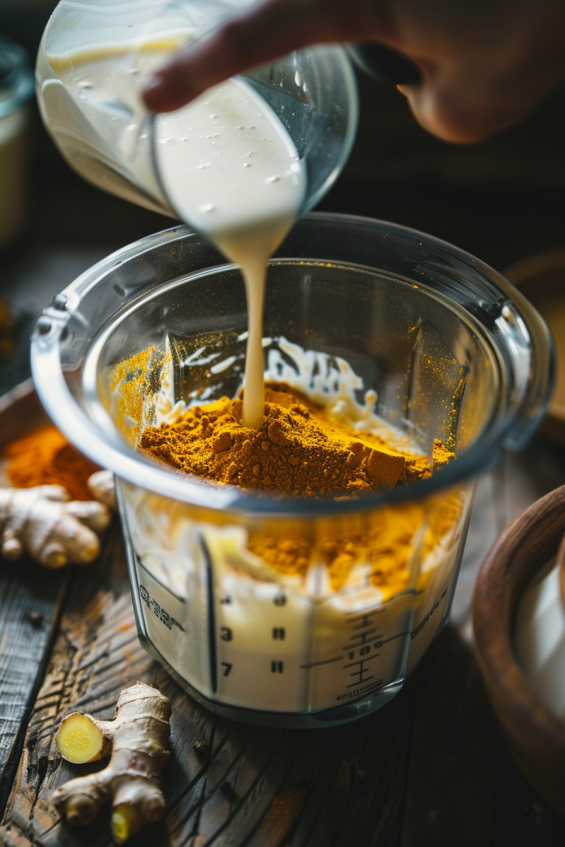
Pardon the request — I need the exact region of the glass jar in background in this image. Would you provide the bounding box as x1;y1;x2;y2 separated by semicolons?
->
0;35;34;249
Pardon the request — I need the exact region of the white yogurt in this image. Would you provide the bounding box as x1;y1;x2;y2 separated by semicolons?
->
515;559;565;718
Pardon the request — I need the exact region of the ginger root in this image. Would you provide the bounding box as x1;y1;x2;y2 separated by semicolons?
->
0;484;111;568
53;683;171;844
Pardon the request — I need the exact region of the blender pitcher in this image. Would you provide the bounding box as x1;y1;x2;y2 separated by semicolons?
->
35;0;358;217
31;214;554;727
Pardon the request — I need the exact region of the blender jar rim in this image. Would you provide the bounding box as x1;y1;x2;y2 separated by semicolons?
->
30;211;554;518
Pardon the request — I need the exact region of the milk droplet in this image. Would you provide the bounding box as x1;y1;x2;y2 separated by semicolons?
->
243;163;251;167
267;175;281;183
200;204;215;213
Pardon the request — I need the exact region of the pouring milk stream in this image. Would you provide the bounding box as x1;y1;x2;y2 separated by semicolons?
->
47;42;306;427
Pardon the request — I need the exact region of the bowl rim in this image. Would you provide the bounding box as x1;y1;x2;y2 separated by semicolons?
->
473;484;565;762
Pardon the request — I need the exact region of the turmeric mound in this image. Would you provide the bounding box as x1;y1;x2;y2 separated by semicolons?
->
138;382;460;595
139;386;442;496
5;425;100;501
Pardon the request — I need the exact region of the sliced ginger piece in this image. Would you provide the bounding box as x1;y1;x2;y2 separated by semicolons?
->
56;712;108;764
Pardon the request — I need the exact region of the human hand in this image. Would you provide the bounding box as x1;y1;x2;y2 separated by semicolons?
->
143;0;565;143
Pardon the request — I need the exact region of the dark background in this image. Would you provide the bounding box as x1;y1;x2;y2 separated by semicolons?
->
2;1;565;395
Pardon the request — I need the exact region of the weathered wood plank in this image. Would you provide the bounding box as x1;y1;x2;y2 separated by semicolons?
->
0;563;69;812
0;383;71;813
0;525;155;847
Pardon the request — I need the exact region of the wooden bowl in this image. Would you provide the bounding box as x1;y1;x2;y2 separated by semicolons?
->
505;250;565;444
473;484;565;816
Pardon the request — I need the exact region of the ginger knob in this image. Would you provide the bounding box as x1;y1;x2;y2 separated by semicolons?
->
52;683;171;843
0;485;111;568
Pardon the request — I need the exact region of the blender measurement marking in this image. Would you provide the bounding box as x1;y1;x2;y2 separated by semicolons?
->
200;536;218;694
343;653;381;687
300;655;344;669
342;610;382;686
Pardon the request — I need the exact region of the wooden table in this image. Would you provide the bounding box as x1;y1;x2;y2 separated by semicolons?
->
1;395;565;847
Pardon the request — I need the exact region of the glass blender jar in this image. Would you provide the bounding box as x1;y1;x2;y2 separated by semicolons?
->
31;214;554;727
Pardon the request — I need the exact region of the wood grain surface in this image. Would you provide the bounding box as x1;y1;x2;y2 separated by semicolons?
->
0;383;70;813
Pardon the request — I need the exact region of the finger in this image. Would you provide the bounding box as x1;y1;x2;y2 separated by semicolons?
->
401;75;544;143
398;21;565;143
143;0;385;112
399;82;508;143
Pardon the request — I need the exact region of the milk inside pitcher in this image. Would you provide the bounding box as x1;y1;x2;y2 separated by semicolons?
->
35;0;358;218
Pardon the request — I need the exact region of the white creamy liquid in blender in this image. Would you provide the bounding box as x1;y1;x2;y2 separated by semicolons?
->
154;79;306;426
47;42;306;426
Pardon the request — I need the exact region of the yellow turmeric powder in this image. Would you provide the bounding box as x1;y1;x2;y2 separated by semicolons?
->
4;425;100;501
247;490;463;600
139;385;443;496
138;382;460;597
